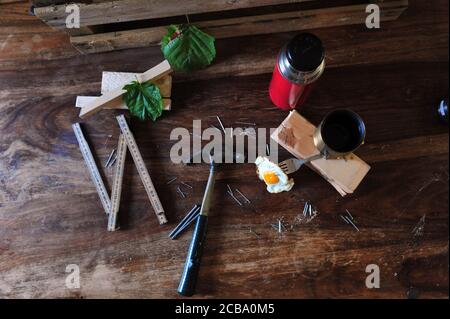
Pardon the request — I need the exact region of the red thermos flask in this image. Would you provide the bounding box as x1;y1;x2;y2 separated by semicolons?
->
269;33;325;110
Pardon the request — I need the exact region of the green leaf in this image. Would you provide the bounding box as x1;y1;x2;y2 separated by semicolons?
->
122;81;163;121
161;24;216;72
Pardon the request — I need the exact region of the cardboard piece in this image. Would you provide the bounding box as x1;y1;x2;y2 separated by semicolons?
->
271;110;370;196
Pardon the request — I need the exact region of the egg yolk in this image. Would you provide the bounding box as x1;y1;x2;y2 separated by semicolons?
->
263;171;279;185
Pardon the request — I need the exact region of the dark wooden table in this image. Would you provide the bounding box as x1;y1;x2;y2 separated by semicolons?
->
0;0;448;298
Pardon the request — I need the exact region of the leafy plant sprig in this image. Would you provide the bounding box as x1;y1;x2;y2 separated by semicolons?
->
122;81;163;121
161;24;216;72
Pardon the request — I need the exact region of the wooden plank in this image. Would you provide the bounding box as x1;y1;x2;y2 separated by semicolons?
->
70;0;408;54
79;60;172;119
271;110;371;196
76;73;172;110
64;27;96;36
101;72;172;97
75;96;171;111
31;0;101;7
34;0;313;29
107;133;127;231
0;0;23;4
1;0;449;299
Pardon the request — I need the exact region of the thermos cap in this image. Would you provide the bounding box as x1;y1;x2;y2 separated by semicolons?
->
286;33;325;72
278;32;325;85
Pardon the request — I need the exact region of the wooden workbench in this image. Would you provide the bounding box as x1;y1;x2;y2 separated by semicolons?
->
0;0;448;298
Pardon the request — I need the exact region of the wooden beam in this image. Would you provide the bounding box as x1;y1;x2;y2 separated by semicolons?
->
34;0;313;29
78;60;172;119
100;72;172;97
76;96;172;111
70;0;408;54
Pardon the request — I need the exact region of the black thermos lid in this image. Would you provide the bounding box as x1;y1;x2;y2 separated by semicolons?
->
286;33;325;72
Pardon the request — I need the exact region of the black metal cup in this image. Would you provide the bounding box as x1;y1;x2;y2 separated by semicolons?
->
313;109;366;158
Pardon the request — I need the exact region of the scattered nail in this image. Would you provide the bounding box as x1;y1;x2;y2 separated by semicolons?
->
177;186;186;199
227;190;243;206
105;148;116;167
346;209;354;220
216;115;226;134
235;188;251;204
303;202;309;216
249;228;261;238
345;216;360;232
210;124;221;132
181;182;193;189
108;155;117;167
166;177;177;184
340;214;349;224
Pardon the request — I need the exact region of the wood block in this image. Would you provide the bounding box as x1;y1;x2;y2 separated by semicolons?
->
79;60;172;119
101;72;172;97
271;110;370;196
76;73;172;111
76;96;171;111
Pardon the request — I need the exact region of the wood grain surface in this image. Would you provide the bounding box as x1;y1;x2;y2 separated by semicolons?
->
0;0;448;298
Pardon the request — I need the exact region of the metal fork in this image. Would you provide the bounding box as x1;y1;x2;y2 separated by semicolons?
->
278;154;323;174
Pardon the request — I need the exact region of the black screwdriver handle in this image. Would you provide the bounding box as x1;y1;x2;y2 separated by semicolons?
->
177;214;208;297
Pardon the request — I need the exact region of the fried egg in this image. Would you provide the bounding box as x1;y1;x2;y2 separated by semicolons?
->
255;156;294;193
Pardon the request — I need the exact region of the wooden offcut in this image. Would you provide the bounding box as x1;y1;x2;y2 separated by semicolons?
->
76;73;172;111
271;110;371;196
33;0;313;29
32;0;408;54
101;71;172;97
79;60;172;119
76;96;171;111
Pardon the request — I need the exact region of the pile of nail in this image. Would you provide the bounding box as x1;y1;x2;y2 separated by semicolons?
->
226;184;251;206
302;201;317;219
340;209;359;232
167;177;193;199
105;148;117;168
271;217;287;233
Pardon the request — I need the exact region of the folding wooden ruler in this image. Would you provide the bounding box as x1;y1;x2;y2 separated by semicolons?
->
107;133;127;231
116;114;168;225
72;123;111;215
